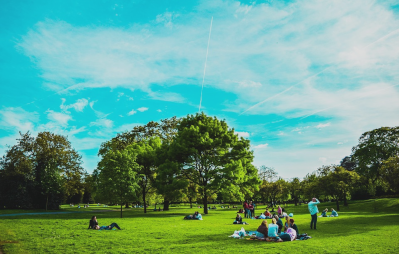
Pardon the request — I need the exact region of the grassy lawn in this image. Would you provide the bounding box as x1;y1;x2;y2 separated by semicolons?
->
0;199;398;253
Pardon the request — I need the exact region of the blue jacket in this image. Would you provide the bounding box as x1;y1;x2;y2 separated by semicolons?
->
308;199;320;215
331;210;338;216
268;224;279;237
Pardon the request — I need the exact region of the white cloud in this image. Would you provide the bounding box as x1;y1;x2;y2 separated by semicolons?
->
253;143;268;149
137;107;148;112
60;98;88;112
127;109;137;116
46;110;72;126
90;118;113;128
316;123;331;129
236;131;250;138
157;109;162;112
0;107;38;132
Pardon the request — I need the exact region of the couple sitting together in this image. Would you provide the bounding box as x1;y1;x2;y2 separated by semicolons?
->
184;211;203;220
88;216;122;230
321;208;338;217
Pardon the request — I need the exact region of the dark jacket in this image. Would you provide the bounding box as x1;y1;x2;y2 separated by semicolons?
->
257;224;268;236
89;219;98;229
290;223;299;236
235;216;243;223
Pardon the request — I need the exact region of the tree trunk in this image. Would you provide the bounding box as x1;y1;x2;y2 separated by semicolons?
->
46;194;49;211
163;198;170;211
344;196;348;206
203;193;208;214
120;203;123;218
143;189;147;213
125;202;130;208
336;199;340;211
189;197;193;208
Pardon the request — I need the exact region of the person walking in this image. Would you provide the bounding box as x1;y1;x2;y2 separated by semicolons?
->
308;197;320;230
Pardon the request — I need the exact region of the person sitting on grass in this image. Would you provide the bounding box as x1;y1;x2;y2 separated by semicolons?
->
233;214;248;224
274;215;283;234
94;223;122;230
264;209;272;218
237;208;245;214
330;208;338;217
289;218;299;236
257;220;268;238
277;227;297;242
88;216;99;229
184;211;202;220
283;216;291;232
267;218;280;241
277;206;282;216
321;208;328;217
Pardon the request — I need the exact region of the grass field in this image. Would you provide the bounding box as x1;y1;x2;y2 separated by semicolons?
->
0;199;398;253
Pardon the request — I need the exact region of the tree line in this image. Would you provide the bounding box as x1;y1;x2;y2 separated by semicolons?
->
1;113;398;215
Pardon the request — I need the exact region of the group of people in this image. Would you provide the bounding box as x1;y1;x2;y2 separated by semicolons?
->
88;216;122;230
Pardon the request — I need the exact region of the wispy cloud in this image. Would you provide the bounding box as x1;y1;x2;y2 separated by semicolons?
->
60;98;88;112
253;143;268;149
46;110;72;126
127;109;137;116
236;131;250;138
137;107;148;112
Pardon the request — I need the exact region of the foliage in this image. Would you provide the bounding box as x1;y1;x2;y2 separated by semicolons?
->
351;126;399;191
380;156;399;193
169;113;260;214
0;132;84;210
97;146;140;217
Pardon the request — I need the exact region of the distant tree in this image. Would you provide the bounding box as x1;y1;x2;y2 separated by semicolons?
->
0;132;84;210
169;113;260;214
97;146;140;218
318;165;360;210
258;166;278;182
340;156;356;171
288;177;302;206
302;172;321;201
380;156;399;193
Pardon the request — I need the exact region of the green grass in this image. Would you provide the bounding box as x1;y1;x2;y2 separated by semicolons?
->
0;199;399;253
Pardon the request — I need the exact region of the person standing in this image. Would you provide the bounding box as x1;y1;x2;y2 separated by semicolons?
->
308;197;320;229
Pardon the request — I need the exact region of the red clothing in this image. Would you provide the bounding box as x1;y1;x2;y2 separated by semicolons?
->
243;202;249;209
265;212;271;217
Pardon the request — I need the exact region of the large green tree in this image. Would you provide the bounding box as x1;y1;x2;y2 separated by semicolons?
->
169;113;260;214
0;132;84;210
97;146;140;218
351;126;399;194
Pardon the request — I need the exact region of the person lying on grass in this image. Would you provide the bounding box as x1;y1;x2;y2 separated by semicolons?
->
330;208;338;217
256;220;268;238
184;211;202;220
88;216;99;229
321;208;328;217
276;227;297;242
94;223;122;230
233;214;248;224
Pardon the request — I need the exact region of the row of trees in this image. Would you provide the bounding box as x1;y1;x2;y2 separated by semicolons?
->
253;126;399;211
1;114;398;214
93;113;260;217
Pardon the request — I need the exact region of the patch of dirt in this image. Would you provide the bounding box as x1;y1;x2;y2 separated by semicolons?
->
0;241;19;254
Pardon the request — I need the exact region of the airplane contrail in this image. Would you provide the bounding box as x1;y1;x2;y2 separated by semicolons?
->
199;17;213;113
239;67;332;115
239;28;399;115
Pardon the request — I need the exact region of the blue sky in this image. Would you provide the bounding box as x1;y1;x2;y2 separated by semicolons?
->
1;0;399;179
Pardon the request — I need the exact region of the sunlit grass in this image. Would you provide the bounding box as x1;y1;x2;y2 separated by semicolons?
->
0;199;398;253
